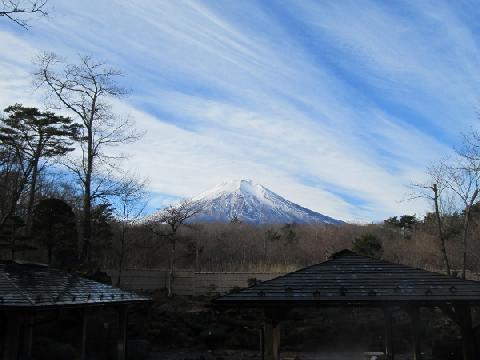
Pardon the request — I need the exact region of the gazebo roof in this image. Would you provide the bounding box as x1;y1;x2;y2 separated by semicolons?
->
215;250;480;307
0;261;150;309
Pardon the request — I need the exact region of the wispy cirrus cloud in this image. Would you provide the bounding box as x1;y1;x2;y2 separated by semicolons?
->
1;0;479;222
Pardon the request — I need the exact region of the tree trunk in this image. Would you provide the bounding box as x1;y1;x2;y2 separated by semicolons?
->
0;173;29;228
80;124;94;264
433;184;451;275
47;245;52;265
195;238;199;272
25;157;40;234
10;231;15;261
116;224;126;287
461;193;477;280
168;236;176;297
263;233;267;265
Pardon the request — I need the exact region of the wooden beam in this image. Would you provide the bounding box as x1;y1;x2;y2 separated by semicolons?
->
80;308;88;360
4;312;22;360
117;305;129;360
383;307;394;360
263;310;281;360
409;306;421;360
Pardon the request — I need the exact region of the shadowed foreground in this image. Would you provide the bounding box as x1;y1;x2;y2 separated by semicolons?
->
150;350;412;360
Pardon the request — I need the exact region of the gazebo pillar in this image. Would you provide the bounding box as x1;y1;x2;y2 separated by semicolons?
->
263;309;281;360
408;306;421;360
80;308;89;360
117;305;129;360
383;307;394;360
21;312;34;359
458;305;475;360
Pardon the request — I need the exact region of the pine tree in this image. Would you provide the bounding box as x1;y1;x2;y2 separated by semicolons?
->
0;104;79;231
32;198;77;267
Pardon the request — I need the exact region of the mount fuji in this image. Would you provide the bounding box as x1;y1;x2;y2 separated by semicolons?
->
164;179;343;225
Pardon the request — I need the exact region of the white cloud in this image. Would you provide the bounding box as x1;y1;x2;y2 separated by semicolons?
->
0;0;477;222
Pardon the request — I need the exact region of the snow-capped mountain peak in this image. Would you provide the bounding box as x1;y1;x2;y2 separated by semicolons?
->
186;179;342;224
193;179;266;202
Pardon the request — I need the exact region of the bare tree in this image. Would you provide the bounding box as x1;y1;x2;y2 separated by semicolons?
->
34;53;141;264
0;0;48;28
451;133;480;278
412;144;480;279
113;174;148;287
410;161;453;275
149;200;202;297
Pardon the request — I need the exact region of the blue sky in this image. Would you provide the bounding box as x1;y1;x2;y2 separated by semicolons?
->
1;0;480;222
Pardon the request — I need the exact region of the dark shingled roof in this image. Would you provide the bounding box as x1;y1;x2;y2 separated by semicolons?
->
0;261;150;309
215;250;480;307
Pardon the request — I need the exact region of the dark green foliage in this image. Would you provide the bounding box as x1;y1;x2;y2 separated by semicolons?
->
352;234;383;258
0;104;79;229
385;215;418;228
281;223;298;244
265;229;281;242
229;213;242;224
32;198;77;268
384;214;419;239
91;203;114;242
0;215;35;260
0;104;79;157
89;203;114;265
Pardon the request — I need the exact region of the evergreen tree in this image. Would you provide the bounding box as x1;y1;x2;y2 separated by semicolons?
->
0;215;35;260
0;104;79;231
32;198;77;268
352;234;383;259
90;203;115;266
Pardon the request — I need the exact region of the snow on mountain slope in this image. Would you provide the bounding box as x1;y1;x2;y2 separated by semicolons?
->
167;179;343;224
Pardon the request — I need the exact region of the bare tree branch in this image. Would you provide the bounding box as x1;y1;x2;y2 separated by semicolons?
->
0;0;48;28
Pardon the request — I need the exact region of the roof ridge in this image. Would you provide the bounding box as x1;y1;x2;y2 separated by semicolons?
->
231;254;343;292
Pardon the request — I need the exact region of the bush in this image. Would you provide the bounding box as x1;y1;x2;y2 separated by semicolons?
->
352;234;383;258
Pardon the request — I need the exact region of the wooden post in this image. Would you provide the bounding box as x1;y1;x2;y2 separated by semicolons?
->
383;307;394;360
21;312;34;360
4;312;22;360
459;306;474;360
117;305;129;360
409;306;421;360
260;327;264;360
263;310;280;360
80;308;88;360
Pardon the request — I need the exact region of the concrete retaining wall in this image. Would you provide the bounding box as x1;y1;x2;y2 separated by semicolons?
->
107;268;480;296
107;269;285;296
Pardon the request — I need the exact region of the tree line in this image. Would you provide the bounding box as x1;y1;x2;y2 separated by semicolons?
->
0;53;148;275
